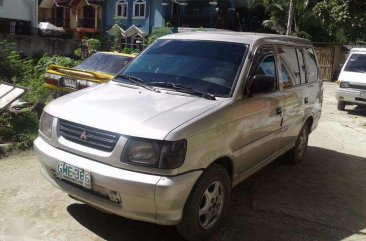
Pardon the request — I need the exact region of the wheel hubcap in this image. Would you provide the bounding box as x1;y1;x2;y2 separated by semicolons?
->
297;128;307;157
198;181;225;229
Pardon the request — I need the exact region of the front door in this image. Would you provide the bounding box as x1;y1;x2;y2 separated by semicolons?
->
234;46;284;174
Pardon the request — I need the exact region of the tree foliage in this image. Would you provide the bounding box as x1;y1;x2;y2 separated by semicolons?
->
313;0;366;43
250;0;366;43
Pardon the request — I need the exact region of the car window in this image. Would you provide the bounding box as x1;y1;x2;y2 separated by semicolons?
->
296;49;306;83
344;54;366;73
75;53;133;75
278;47;301;87
251;55;277;94
255;55;276;78
304;48;318;82
119;40;247;97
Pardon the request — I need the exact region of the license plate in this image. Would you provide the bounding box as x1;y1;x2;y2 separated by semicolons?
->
56;161;91;189
63;78;77;89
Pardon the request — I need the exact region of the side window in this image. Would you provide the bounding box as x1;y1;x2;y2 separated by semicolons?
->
255;55;276;79
304;48;318;83
296;49;306;83
278;47;301;88
246;46;278;95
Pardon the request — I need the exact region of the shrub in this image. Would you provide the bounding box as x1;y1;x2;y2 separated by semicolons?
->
146;26;173;45
0;42;80;155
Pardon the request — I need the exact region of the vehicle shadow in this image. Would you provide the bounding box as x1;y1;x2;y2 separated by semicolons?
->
347;105;366;117
67;146;366;241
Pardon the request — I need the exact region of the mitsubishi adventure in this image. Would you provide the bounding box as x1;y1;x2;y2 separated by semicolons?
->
336;48;366;110
34;32;323;241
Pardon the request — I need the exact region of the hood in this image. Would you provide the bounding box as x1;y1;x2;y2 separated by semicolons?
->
339;71;366;84
45;82;221;140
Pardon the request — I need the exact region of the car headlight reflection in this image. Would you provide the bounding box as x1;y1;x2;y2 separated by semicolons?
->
39;111;54;139
121;138;187;169
340;81;350;88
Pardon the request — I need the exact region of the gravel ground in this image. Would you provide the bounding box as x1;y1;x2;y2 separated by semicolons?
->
1;82;366;241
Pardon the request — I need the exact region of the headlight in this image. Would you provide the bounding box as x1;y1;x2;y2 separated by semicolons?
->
39;112;53;139
121;138;187;169
340;81;350;88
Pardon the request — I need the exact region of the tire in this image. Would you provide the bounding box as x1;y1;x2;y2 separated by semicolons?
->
286;123;310;165
177;164;231;241
337;100;346;111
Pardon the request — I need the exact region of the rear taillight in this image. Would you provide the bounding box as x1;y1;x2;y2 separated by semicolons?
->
44;73;61;86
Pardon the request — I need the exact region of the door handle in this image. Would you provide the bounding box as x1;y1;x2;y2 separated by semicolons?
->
304;97;309;104
276;107;282;115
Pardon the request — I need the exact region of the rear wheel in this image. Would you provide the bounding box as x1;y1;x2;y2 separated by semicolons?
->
177;164;231;241
337;100;346;111
286;123;310;165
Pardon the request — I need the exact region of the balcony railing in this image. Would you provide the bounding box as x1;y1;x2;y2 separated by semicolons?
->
170;15;211;28
77;17;97;29
169;15;239;31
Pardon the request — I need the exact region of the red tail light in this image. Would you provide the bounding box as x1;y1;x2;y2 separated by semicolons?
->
44;73;61;87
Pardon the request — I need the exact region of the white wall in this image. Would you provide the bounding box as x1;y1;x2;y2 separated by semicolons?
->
0;0;38;27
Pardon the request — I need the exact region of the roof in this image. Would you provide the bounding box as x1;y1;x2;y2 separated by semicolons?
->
350;48;366;53
159;31;312;47
106;24;147;37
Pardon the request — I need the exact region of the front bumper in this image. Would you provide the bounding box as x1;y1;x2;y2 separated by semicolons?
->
34;137;202;225
335;88;366;105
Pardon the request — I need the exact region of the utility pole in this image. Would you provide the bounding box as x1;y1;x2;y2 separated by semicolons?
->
286;0;295;35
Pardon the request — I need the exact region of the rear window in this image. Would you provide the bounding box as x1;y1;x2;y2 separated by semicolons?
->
344;54;366;73
75;53;133;75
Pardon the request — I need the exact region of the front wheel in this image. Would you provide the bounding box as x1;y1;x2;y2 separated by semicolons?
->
337;100;346;111
177;164;231;241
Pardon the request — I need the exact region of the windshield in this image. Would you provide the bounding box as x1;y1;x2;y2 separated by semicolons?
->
75;53;133;75
117;40;247;97
344;54;366;73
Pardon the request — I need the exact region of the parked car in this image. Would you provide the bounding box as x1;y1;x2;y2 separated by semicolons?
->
34;32;323;241
44;52;136;92
336;48;366;110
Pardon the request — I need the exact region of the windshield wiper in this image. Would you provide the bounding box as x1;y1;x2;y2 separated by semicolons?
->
115;74;157;92
147;82;216;100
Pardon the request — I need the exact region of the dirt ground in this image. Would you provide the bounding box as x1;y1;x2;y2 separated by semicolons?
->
1;82;366;241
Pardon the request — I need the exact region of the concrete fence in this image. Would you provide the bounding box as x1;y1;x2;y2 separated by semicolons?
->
0;34;78;57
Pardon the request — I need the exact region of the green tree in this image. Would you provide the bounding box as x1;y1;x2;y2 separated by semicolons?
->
251;0;329;40
314;0;366;43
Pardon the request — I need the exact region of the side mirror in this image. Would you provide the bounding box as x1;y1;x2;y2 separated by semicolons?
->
251;74;275;94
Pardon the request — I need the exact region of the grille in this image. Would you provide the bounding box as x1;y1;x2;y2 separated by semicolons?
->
355;97;366;102
59;119;120;152
350;84;366;90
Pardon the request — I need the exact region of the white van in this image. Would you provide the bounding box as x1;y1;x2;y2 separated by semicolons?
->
336;48;366;110
34;32;323;241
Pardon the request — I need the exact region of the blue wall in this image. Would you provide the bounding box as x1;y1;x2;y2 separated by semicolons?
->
104;0;161;34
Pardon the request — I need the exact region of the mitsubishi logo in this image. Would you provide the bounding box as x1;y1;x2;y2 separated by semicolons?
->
80;130;87;141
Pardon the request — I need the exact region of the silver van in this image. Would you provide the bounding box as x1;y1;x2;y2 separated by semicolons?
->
34;32;323;241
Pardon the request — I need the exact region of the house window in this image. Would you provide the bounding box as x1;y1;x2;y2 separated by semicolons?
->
133;0;146;18
116;0;128;18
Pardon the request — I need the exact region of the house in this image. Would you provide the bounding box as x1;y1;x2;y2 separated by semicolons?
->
103;0;249;48
0;0;38;35
39;0;103;39
103;0;165;47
